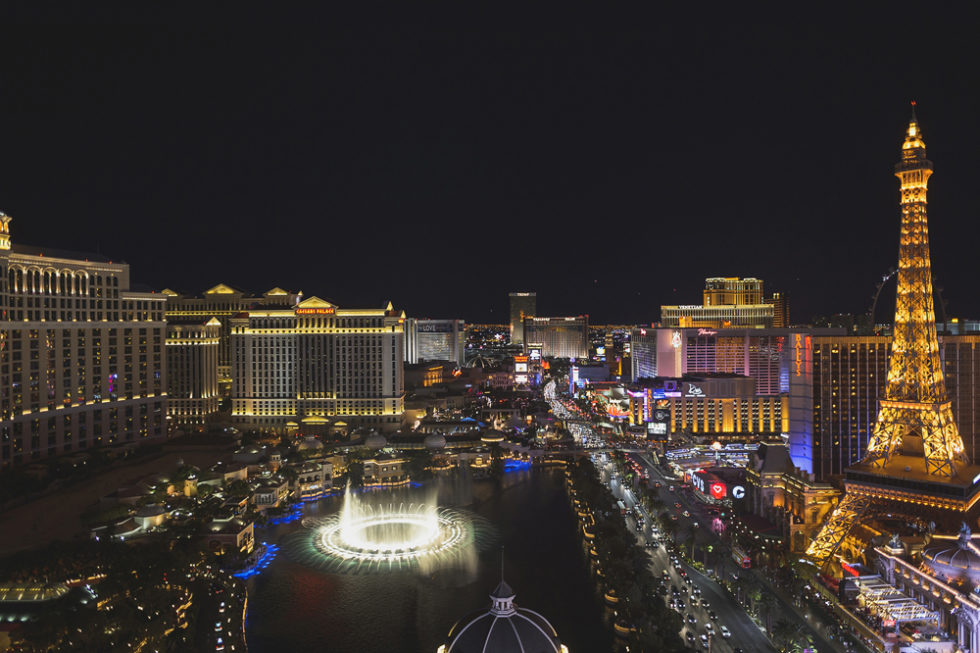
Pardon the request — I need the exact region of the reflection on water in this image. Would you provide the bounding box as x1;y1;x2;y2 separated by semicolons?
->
245;468;612;652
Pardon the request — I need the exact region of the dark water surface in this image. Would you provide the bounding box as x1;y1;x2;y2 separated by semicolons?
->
245;468;612;652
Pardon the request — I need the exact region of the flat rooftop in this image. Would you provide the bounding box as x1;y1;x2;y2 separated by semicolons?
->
846;454;980;500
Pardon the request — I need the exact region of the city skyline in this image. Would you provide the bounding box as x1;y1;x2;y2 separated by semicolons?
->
1;10;978;325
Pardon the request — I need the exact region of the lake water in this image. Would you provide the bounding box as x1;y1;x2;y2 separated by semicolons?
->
244;468;613;652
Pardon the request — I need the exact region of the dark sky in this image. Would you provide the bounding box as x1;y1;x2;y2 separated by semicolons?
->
1;8;978;324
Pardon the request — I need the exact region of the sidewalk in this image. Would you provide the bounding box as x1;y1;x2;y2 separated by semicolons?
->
746;566;847;653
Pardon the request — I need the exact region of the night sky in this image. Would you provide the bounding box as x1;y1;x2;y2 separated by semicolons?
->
1;8;978;325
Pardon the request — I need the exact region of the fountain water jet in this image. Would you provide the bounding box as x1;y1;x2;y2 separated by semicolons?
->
300;483;485;573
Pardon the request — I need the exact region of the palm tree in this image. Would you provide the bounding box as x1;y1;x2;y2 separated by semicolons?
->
758;590;781;636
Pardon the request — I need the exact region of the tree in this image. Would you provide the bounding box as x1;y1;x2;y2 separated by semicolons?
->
346;461;364;488
488;444;504;482
406;450;433;482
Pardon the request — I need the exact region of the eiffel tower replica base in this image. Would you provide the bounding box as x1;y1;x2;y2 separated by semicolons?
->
807;455;980;566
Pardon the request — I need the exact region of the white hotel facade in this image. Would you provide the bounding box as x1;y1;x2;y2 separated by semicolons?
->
230;296;405;434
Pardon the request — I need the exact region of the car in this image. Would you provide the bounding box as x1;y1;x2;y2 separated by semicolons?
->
721;626;731;638
692;586;701;595
675;503;682;509
708;610;718;621
687;613;696;624
700;600;709;609
683;510;691;517
686;632;695;644
700;634;709;647
676;600;685;610
662;571;670;580
689;597;699;607
671;514;678;520
704;622;714;634
685;577;693;586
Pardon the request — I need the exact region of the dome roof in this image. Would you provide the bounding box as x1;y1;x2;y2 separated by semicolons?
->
922;523;980;584
296;436;324;451
364;432;387;449
481;429;506;444
424;433;447;449
442;581;564;653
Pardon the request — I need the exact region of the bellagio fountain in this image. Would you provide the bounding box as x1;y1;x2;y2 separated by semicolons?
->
295;483;485;574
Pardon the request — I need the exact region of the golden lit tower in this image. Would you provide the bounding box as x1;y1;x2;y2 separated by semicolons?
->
865;105;968;477
806;107;980;566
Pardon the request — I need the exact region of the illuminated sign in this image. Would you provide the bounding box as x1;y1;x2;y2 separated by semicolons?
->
528;347;542;360
596;346;605;357
515;362;528;373
671;331;682;349
639;328;647;336
416;322;454;333
296;308;336;315
731;485;745;499
647;422;667;435
697;328;717;336
684;383;705;398
691;473;705;493
795;334;802;376
710;482;727;500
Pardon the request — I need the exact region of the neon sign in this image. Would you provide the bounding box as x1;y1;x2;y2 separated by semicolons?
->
296;308;336;315
697;328;717;336
795;334;802;376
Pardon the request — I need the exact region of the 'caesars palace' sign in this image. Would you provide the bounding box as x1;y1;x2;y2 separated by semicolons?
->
295;308;336;315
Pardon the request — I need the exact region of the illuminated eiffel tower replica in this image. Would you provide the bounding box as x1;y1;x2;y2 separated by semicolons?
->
806;106;980;566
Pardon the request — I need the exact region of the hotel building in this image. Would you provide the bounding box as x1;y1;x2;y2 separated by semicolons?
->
523;315;588;359
508;292;536;345
661;277;776;328
628;375;787;439
163;284;302;391
0;211;167;467
230;296;405;434
404;318;465;365
166;318;220;427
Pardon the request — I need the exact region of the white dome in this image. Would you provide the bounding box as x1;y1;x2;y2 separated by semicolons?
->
424;433;447;449
364;432;387;449
442;581;564;653
296;436;324;451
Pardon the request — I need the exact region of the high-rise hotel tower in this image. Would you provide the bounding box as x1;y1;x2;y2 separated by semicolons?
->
0;212;167;467
230;296;405;434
